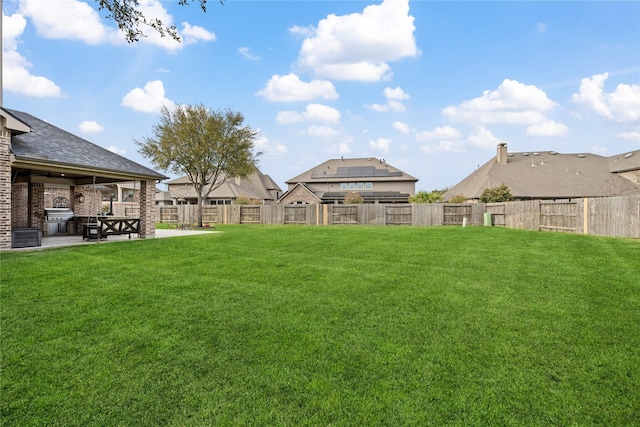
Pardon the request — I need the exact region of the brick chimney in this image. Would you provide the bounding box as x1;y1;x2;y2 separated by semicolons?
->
497;142;508;164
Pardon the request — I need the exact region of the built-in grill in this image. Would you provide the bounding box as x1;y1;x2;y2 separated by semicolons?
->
45;197;74;236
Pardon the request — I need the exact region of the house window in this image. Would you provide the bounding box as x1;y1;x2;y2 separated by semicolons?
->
357;183;364;190
340;183;348;190
122;189;134;202
348;183;356;190
365;182;373;190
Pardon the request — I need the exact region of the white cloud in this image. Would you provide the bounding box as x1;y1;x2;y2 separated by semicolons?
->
392;121;411;134
617;131;640;142
107;145;127;155
306;125;339;137
121;80;176;113
420;140;464;154
276;104;341;125
16;0;213;51
257;73;338;102
181;22;216;44
416;126;463;153
536;22;547;34
296;0;418;82
443;79;557;125
384;86;410;100
369;138;392;153
526;120;569;137
467;127;501;149
238;47;260;61
2;12;63;97
572;72;640;123
367;86;410;112
416;126;462;142
78;121;104;134
337;142;351;154
18;0;116;44
254;134;288;156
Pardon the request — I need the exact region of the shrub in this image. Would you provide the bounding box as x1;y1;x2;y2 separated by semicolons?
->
409;190;444;203
344;192;364;204
448;195;467;203
479;184;513;203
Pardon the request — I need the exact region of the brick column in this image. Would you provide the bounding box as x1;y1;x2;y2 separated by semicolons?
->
139;179;155;239
0;129;11;250
29;181;45;230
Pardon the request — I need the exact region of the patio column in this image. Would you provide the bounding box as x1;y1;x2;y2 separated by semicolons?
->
29;181;45;230
139;179;155;239
0;127;11;250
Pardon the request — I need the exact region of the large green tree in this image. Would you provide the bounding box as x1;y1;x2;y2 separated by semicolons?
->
137;104;261;226
479;183;513;203
96;0;221;43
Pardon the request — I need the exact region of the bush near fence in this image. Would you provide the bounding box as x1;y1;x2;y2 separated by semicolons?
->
157;195;640;239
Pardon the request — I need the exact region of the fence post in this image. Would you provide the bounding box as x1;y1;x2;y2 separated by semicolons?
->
583;198;589;235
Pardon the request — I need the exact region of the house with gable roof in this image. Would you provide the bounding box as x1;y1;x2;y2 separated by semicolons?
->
443;143;640;202
166;169;281;205
1;108;167;249
279;157;418;204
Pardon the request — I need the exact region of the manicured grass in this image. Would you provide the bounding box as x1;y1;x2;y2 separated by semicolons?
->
2;226;639;426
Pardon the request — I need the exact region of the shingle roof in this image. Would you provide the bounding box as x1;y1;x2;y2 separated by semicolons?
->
6;108;166;180
167;170;281;201
444;148;640;200
286;157;418;184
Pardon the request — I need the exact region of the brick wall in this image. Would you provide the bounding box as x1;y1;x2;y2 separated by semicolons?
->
279;185;319;204
0;130;11;250
139;180;155;238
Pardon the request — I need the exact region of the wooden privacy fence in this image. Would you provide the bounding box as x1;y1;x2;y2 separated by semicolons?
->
158;195;640;238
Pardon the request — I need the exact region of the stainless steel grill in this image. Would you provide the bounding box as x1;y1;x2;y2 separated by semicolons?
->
45;207;74;235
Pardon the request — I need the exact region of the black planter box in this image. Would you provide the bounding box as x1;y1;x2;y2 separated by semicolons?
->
11;228;43;248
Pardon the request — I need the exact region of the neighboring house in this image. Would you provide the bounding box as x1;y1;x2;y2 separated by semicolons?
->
280;157;418;204
166;169;282;205
443;143;640;201
1;108;167;249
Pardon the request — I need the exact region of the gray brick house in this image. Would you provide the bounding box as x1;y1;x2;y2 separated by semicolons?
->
1;108;167;250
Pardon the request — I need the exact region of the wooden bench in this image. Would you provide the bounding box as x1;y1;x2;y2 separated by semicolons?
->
99;218;140;238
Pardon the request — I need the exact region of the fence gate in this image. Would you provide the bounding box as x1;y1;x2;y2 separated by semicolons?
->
385;205;412;225
443;204;471;225
539;201;577;232
332;205;358;224
239;206;261;224
284;205;307;224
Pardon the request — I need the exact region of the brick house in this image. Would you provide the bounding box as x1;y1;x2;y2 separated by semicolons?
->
443;143;640;201
279;157;418;204
166;169;282;205
1;108;167;250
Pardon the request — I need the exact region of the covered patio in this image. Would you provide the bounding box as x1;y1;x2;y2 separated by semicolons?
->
1;108;167;250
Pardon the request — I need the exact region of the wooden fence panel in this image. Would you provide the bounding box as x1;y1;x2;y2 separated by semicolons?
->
486;203;506;226
151;197;639;238
588;195;640;238
505;200;539;230
539;201;578;233
239;206;261;224
443;204;472;225
411;204;443;226
385;205;412;226
284;205;307;224
330;205;358;224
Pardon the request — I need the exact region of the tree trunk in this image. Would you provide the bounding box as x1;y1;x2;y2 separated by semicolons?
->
197;195;204;227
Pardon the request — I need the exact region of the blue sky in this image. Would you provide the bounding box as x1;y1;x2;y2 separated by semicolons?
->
2;0;639;191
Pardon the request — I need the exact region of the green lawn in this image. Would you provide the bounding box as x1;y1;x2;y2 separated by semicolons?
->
2;226;639;426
